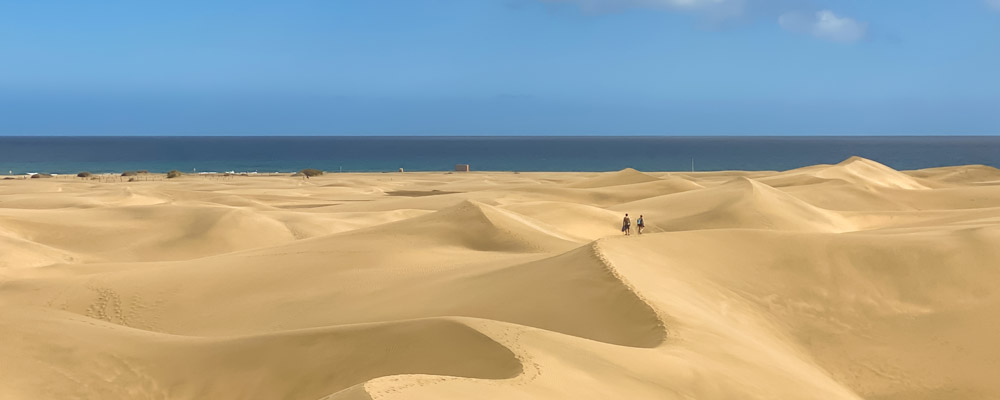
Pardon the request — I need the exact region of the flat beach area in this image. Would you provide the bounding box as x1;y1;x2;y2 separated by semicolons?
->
3;157;1000;399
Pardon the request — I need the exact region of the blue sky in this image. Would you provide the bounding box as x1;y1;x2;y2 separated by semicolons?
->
1;0;998;135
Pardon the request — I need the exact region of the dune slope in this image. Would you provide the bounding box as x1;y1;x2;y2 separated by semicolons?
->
615;176;854;232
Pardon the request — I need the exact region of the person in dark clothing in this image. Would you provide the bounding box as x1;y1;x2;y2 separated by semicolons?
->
637;214;645;235
622;213;631;236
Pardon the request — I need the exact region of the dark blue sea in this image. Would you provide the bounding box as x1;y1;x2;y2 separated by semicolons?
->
0;136;998;175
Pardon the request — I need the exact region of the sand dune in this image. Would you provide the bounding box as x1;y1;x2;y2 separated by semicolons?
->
0;205;297;262
566;168;661;188
501;201;621;240
0;229;76;271
335;199;579;253
495;176;704;210
615;176;853;232
3;157;1000;399
764;156;933;190
907;164;1000;184
0;309;519;400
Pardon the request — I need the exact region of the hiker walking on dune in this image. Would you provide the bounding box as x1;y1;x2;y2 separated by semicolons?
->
637;214;645;235
622;213;631;236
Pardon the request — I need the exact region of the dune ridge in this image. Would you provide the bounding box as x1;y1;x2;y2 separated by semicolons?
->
616;176;854;232
566;168;662;188
0;309;520;400
2;157;1000;399
764;156;933;191
332;199;579;253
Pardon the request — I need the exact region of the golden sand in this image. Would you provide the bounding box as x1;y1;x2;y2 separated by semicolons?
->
2;157;1000;399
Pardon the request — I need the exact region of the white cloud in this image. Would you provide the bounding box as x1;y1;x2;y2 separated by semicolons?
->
544;1;869;43
779;10;867;43
988;0;1000;11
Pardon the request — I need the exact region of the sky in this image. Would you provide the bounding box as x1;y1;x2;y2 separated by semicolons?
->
0;0;998;136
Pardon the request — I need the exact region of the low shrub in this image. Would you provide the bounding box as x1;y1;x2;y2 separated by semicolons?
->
121;171;138;176
299;168;324;177
31;173;52;179
167;170;182;179
77;172;92;178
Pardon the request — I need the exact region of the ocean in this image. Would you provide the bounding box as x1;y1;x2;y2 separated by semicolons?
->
1;136;998;175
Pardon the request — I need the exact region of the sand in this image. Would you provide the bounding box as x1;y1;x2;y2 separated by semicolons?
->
2;157;1000;399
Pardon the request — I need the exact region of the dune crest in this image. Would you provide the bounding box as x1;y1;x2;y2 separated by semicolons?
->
616;176;854;232
907;164;1000;184
0;229;76;270
818;156;931;190
567;168;661;188
454;242;667;347
341;199;578;253
0;309;520;400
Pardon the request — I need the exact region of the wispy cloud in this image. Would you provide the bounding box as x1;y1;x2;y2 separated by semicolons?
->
988;0;1000;11
778;10;867;43
542;0;868;43
543;0;746;19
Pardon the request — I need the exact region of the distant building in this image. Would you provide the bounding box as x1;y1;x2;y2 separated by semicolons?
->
455;164;470;172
